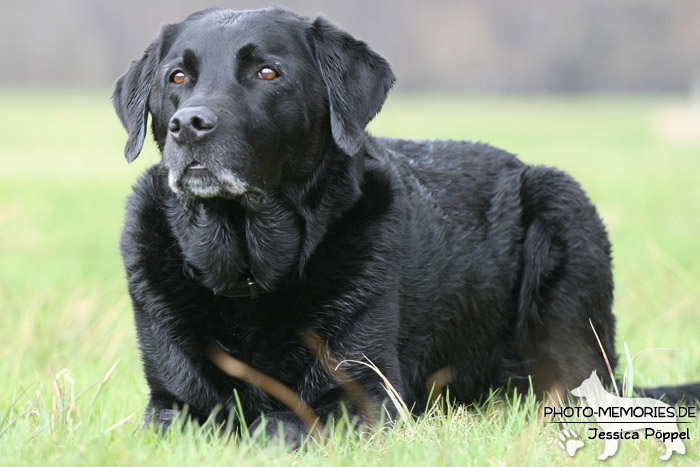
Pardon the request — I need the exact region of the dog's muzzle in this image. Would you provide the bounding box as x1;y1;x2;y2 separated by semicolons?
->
168;162;249;199
164;106;251;200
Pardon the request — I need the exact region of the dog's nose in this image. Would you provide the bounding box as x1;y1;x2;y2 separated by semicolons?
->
169;106;218;143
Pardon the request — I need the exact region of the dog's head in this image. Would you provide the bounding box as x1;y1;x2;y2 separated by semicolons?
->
113;7;395;201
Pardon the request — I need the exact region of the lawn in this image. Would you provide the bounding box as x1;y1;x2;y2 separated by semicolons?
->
1;88;699;465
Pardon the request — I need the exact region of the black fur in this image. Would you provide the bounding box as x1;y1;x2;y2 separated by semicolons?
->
113;7;700;442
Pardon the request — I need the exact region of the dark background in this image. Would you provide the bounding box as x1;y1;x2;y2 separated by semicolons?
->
3;0;700;93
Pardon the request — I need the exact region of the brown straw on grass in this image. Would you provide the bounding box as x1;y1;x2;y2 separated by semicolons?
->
299;329;377;427
207;346;325;440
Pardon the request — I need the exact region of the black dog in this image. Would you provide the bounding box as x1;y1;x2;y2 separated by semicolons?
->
113;7;699;441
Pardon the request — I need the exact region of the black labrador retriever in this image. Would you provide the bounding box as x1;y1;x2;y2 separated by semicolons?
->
113;7;699;441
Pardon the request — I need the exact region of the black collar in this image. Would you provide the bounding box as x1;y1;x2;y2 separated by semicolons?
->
215;276;264;299
184;262;266;299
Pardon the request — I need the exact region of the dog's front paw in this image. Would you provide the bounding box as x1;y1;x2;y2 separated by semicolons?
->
143;407;179;431
249;411;309;448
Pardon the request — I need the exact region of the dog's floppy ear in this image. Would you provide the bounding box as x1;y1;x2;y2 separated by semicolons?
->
112;39;160;163
112;23;183;163
308;17;396;155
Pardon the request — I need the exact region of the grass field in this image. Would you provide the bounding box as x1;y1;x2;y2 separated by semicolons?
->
1;88;699;465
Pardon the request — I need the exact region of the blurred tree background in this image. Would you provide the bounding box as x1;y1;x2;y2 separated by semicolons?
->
2;0;700;94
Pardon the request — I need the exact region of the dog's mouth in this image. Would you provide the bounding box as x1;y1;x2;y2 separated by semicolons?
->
170;161;250;200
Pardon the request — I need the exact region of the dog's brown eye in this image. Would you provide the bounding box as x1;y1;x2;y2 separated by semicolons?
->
171;71;187;85
258;67;278;81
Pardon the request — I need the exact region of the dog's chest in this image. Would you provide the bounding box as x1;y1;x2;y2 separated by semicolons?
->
203;295;315;382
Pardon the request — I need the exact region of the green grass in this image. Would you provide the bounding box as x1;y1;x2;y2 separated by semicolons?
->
1;88;699;465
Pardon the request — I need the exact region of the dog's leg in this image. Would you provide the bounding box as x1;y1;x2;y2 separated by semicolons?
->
517;167;616;395
538;381;569;421
248;411;311;448
247;385;391;448
210;334;401;447
143;397;181;431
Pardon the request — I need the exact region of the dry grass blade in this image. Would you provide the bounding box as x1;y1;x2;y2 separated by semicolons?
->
0;386;32;438
89;359;121;407
103;409;139;434
299;329;377;427
207;346;325;441
622;347;673;395
631;347;673;361
50;368;78;430
342;356;412;426
589;318;619;396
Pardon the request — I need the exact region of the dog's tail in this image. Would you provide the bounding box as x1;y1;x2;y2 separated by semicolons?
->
634;382;700;406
